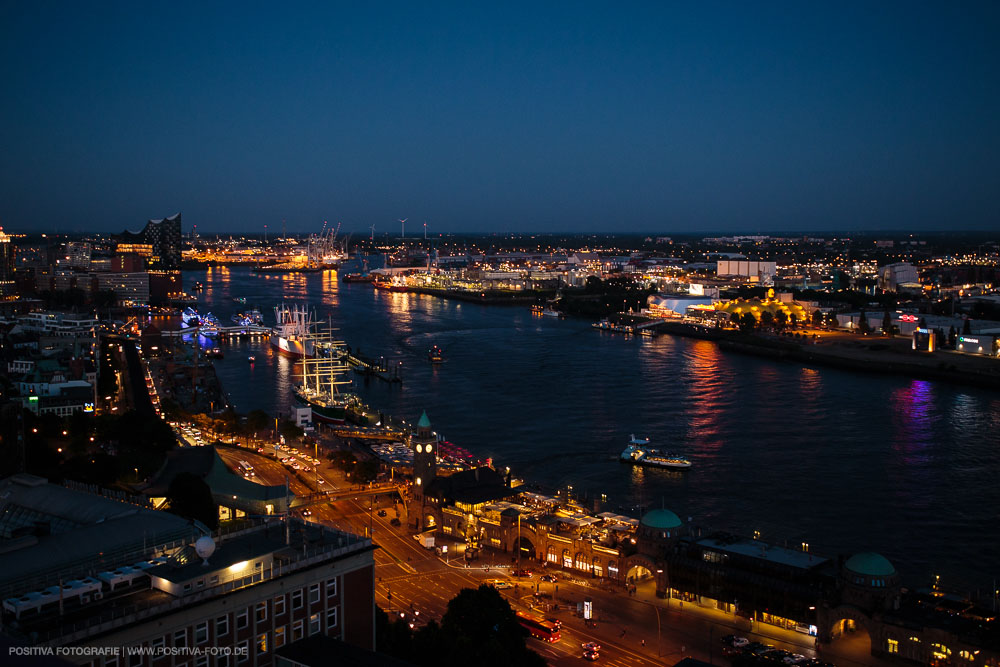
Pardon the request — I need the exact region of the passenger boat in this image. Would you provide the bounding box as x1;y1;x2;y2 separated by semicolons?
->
248;355;256;363
620;434;691;469
428;345;444;363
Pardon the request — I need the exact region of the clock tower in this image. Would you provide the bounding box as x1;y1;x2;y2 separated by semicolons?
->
411;410;437;505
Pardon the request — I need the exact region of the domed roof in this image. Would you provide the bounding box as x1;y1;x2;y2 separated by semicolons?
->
640;509;682;530
845;552;896;577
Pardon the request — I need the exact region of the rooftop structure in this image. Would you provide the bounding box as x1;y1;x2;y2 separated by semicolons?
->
0;473;376;655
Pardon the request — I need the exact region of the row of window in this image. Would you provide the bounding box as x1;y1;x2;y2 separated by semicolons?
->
886;639;989;664
544;547;618;577
139;577;339;654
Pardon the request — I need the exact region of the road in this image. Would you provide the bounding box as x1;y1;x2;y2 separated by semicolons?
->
167;421;886;666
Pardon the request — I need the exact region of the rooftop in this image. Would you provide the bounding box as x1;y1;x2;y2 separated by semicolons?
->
697;534;829;571
3;518;372;646
0;474;202;596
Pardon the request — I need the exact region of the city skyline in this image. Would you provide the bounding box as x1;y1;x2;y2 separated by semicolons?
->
3;2;999;234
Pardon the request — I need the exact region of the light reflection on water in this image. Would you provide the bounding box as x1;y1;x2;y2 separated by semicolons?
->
186;267;1000;591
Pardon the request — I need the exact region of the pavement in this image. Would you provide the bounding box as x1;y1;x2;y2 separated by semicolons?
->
183;424;893;666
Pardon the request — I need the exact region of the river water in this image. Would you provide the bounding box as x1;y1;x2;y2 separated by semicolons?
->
183;266;1000;594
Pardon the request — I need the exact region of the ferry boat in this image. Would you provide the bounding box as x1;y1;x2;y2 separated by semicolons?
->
248;355;256;363
620;434;691;470
231;309;264;326
428;345;444;363
541;307;564;318
270;303;315;357
372;274;409;292
182;307;202;327
294;334;356;424
199;312;221;337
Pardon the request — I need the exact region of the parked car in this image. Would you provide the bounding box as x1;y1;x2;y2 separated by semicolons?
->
377;509;387;517
390;517;401;526
539;574;558;583
511;569;532;578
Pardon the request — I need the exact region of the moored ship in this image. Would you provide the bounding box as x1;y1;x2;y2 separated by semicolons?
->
428;345;444;363
270;303;315;357
620;434;691;469
294;334;356;425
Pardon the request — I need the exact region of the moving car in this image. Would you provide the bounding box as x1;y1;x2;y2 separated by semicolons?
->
484;579;513;590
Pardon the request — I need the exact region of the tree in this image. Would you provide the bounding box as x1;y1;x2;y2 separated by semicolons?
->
825;311;840;328
789;312;798;329
775;310;788;330
882;309;893;336
438;586;545;667
812;309;823;327
246;409;271;433
759;311;774;329
857;310;871;335
739;312;757;333
729;312;740;328
166;472;218;530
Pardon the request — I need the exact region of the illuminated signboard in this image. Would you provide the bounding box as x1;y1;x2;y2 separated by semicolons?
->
958;337;979;344
83;402;95;413
583;599;593;620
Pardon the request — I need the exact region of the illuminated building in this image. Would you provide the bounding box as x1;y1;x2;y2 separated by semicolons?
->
117;213;182;270
0;227;15;297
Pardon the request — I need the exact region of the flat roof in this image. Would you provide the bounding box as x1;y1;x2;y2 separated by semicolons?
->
697;536;828;570
148;534;287;585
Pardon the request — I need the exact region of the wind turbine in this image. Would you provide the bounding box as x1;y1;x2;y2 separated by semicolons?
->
423;221;427;240
369;224;376;242
399;218;408;239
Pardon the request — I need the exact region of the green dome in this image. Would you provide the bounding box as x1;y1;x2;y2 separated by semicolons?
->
845;552;896;577
640;509;682;530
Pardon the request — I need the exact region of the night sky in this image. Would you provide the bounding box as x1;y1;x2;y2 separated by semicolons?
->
2;2;998;234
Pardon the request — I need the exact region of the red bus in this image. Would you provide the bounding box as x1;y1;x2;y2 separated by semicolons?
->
516;611;561;643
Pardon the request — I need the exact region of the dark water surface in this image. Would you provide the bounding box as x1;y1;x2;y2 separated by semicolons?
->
185;266;1000;594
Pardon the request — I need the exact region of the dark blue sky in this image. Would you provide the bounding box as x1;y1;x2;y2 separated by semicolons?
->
2;2;998;234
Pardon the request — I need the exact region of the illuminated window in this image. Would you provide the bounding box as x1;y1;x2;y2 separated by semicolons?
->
959;651;975;662
887;639;899;654
274;595;285;616
562;549;572;568
274;626;286;649
256;601;267;622
932;644;952;660
909;636;921;643
256;632;268;654
608;561;619;578
309;612;322;635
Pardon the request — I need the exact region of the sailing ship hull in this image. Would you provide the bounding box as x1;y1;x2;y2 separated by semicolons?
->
270;334;314;358
293;391;348;424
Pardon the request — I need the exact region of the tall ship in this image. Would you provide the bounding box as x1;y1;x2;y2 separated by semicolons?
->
270;303;315;357
620;434;692;470
294;331;356;425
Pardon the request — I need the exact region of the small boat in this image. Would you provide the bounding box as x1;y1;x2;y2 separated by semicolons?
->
342;273;375;283
205;347;224;359
620;434;691;470
428;345;444;364
232;296;247;304
248;355;256;363
530;304;544;314
192;281;204;292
